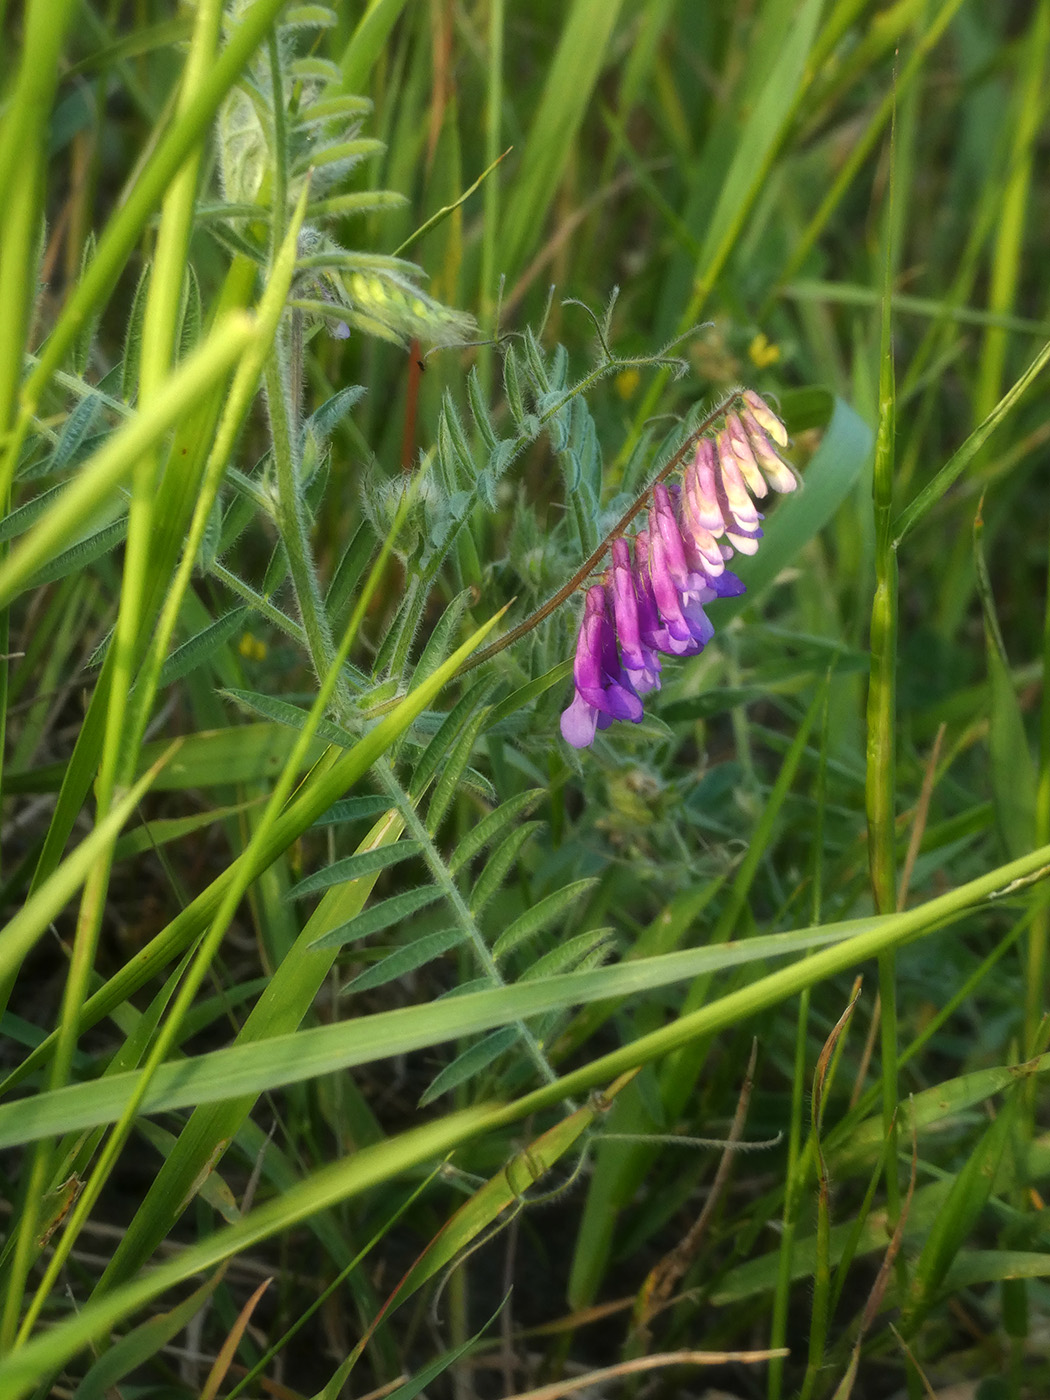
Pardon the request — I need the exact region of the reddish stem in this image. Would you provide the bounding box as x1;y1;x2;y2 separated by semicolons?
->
460;390;740;674
401;338;424;471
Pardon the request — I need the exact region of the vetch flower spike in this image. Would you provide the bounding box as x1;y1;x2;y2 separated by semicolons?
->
554;388;796;748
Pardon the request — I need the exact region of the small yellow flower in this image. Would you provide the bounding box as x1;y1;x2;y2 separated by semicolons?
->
614;367;641;401
238;632;267;662
748;332;781;368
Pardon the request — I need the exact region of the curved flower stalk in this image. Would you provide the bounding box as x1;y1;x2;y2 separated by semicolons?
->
561;390;797;748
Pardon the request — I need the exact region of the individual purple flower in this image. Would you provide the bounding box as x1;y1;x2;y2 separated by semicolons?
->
651;485;715;599
666;482;742;598
724;413;769;499
642;492;715;654
631;530;679;656
681;439;731;573
560;585;644;748
703;562;747;599
713;429;765;554
609;537;661;695
682;435;762;556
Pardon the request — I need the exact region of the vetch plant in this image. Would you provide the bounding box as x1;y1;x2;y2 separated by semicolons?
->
4;4;1050;1399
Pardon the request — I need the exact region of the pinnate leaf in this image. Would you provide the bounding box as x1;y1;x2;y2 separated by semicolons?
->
448;789;544;875
468;822;542;916
418;1027;519;1107
491;879;598;961
309;886;444;950
343;927;467;994
288;841;421;900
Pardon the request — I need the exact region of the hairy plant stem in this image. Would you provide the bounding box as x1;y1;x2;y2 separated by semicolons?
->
460;389;742;674
372;758;566;1097
265;344;349;710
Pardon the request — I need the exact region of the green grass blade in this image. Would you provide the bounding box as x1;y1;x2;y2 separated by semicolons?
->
0;751;173;988
0;1107;496;1400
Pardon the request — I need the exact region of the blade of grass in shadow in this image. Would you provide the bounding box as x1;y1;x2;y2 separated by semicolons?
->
866;122;901;1250
10;1;237;1334
768;680;831;1400
27;255;260;894
0;0;77;438
782;281;1050;341
893;338;1050;545
497;0;625;281
975;504;1037;862
0;747;176;1345
13;190;315;1337
716;1055;1050;1303
1031;490;1050;1062
0;1105;497;1400
973;0;1050;423
798;986;861;1400
0;316;254;610
24;467;431;1314
900;1095;1015;1337
772;0;966;305
477;0;504;393
332;1074;638;1386
87;644;505;1294
628;0;826;441
0;751;175;994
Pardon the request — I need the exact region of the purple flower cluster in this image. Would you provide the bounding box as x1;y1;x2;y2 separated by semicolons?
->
560;392;797;749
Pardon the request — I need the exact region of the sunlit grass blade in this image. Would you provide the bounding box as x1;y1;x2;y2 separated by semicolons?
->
12;860;1050;1150
0;316;255;609
498;0;626;279
0;749;174;989
0;1106;496;1400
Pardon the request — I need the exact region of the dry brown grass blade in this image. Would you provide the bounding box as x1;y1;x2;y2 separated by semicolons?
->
198;1274;272;1400
497;1346;790;1400
897;722;947;911
832;1113;919;1399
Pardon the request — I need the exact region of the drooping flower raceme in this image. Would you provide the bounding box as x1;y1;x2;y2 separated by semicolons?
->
561;390;796;748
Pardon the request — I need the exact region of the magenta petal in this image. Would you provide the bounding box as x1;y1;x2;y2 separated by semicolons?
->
709;568;746;598
562;582;646;745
